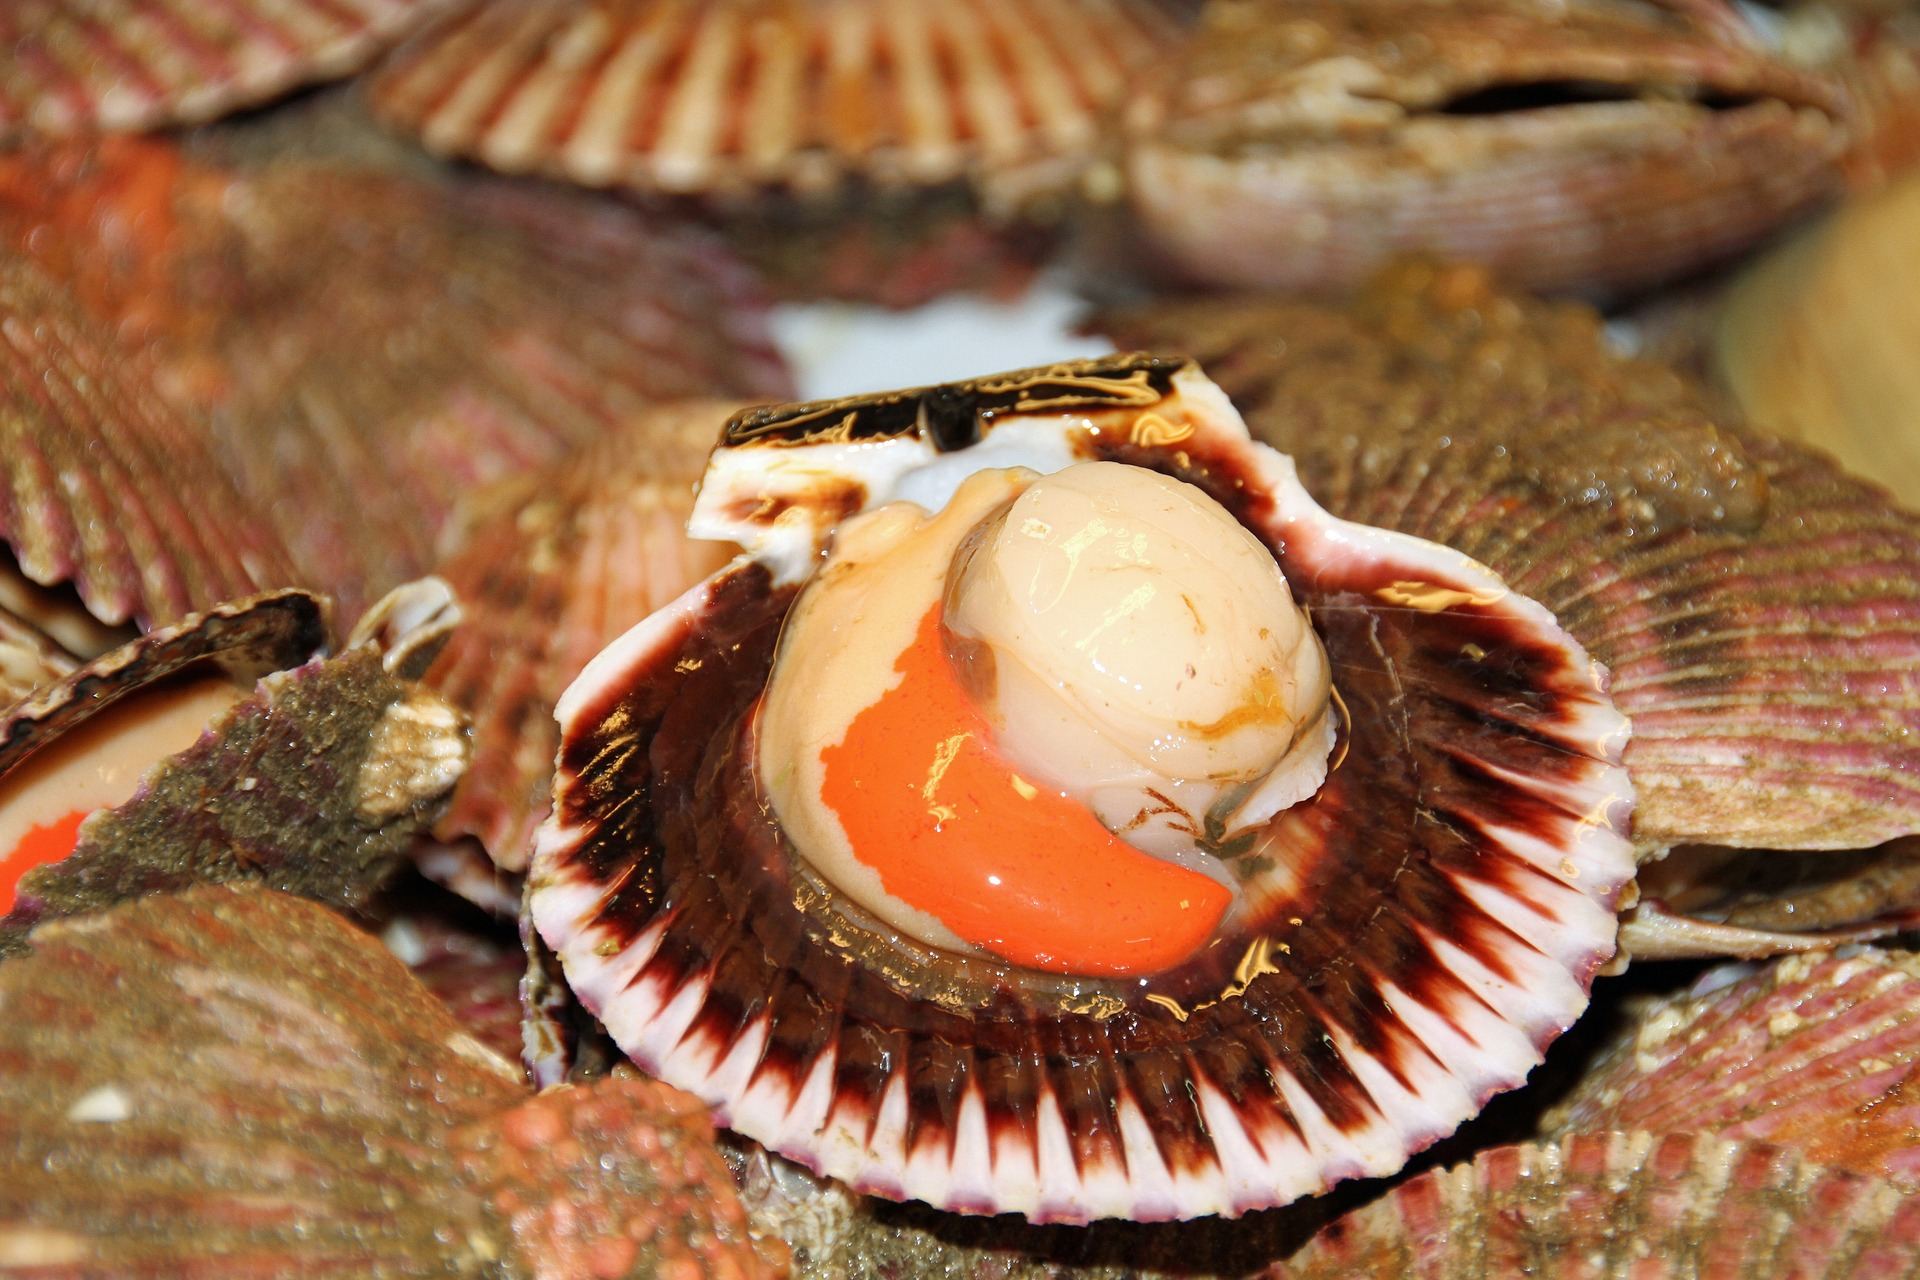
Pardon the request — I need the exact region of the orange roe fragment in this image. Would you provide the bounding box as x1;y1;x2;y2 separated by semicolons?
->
0;808;89;914
820;608;1231;976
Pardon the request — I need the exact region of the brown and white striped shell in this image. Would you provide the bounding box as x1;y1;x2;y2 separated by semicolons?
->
531;355;1634;1222
1117;0;1850;296
370;0;1186;208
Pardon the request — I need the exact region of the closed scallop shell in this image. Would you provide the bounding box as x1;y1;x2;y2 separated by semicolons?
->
1266;1130;1920;1277
1119;0;1849;296
427;400;742;872
1091;264;1920;854
532;356;1635;1222
0;0;453;143
369;0;1184;204
0;883;785;1279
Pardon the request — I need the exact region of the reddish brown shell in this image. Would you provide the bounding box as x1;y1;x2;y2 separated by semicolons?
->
1267;1131;1920;1277
1546;949;1920;1187
0;0;451;142
370;0;1184;204
1119;0;1850;296
1091;265;1920;853
427;401;742;872
533;357;1633;1222
0;884;784;1279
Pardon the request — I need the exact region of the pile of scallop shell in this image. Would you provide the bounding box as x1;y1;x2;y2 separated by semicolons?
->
2;0;1918;1276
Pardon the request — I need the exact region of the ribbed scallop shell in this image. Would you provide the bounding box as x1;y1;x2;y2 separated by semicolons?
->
0;584;469;947
532;356;1634;1222
1091;265;1920;853
1267;1131;1920;1277
428;400;742;872
382;904;528;1066
0;884;783;1279
1119;0;1849;296
0;249;304;632
1546;949;1920;1186
0;0;450;143
370;0;1184;203
0;608;75;708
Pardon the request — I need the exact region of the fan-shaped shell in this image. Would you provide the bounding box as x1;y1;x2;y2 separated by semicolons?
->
0;0;452;143
1119;0;1849;296
532;356;1634;1222
427;400;743;872
0;883;785;1279
1091;264;1920;854
1267;1131;1920;1277
371;0;1185;206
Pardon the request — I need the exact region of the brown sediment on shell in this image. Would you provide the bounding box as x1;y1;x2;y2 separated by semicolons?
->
0;883;781;1279
428;401;743;873
0;0;452;143
1264;1130;1920;1276
1118;0;1850;296
0;248;305;632
1;135;792;623
1090;263;1920;853
534;355;1634;1221
370;0;1185;208
0;585;464;949
1545;949;1920;1187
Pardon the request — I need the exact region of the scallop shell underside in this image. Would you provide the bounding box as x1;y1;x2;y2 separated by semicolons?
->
0;883;783;1279
1092;266;1920;853
533;356;1634;1222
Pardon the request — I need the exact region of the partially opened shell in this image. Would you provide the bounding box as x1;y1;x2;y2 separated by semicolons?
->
1267;1131;1920;1277
532;356;1634;1222
1092;264;1920;854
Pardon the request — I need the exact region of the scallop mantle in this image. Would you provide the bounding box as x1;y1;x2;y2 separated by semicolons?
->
529;355;1636;1223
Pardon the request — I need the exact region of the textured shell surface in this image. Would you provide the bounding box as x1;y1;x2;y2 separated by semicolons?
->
0;883;786;1279
1266;1130;1920;1277
0;0;454;143
1119;0;1850;295
371;0;1186;206
532;354;1634;1223
1091;263;1920;858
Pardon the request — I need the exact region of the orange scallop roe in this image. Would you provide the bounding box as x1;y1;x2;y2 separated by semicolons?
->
0;809;88;914
820;607;1231;976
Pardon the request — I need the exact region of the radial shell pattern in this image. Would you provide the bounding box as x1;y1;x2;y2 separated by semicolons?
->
1547;949;1920;1187
0;884;783;1279
427;401;742;871
532;356;1633;1222
371;0;1184;202
0;0;450;143
1120;0;1848;295
1269;1131;1920;1277
1092;265;1920;853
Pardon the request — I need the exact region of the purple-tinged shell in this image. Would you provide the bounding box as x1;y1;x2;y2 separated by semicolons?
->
1091;264;1920;855
0;582;469;948
427;400;743;873
370;0;1185;206
0;883;786;1279
1118;0;1850;297
0;0;453;143
1265;1131;1920;1277
0;247;304;634
1545;948;1920;1187
532;355;1634;1222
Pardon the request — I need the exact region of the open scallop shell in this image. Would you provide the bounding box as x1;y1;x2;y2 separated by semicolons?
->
1118;0;1849;296
1092;264;1920;855
0;883;784;1279
1267;1130;1920;1277
0;0;452;143
1546;949;1920;1187
531;355;1634;1222
427;400;744;872
0;582;470;947
370;0;1185;206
